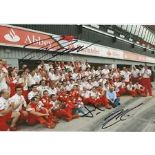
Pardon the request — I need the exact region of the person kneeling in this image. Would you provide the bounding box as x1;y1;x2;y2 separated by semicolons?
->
9;86;28;126
26;96;55;129
126;82;137;97
134;82;146;97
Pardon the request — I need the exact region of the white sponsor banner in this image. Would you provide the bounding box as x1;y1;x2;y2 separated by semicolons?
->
71;40;155;64
146;56;155;63
71;40;124;59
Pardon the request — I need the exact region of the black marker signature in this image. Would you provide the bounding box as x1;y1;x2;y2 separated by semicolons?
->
81;105;105;118
22;35;100;60
38;40;78;59
101;102;145;129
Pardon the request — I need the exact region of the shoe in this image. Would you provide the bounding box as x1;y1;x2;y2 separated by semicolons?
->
65;118;72;122
47;123;56;129
105;105;112;109
72;115;80;119
10;127;18;131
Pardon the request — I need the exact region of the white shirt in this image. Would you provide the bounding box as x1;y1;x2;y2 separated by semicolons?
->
49;73;60;81
72;73;78;81
0;97;10;111
123;71;131;82
81;90;90;98
28;91;39;100
142;69;152;78
131;69;139;78
91;70;96;77
92;81;99;87
44;63;50;71
28;74;36;86
9;94;27;112
103;85;109;91
99;78;107;85
134;84;143;89
81;81;88;88
95;70;101;76
18;77;28;90
65;65;73;72
84;71;91;77
127;84;134;91
90;91;98;98
33;74;42;84
120;82;126;87
114;82;122;88
112;72;120;79
0;70;8;91
60;74;66;81
101;69;110;78
50;88;57;95
85;83;93;90
37;85;51;96
51;100;60;109
120;70;125;76
65;84;73;91
78;85;83;91
81;64;87;71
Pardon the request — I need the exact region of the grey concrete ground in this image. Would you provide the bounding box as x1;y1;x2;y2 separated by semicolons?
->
20;83;155;132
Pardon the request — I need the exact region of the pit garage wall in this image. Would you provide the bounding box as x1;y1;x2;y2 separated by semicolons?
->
0;46;154;69
12;24;155;58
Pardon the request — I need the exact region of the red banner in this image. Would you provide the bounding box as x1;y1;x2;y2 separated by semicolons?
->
0;25;62;51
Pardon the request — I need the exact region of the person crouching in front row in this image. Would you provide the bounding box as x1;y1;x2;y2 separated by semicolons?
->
9;86;28;127
106;87;121;108
26;96;55;129
133;82;146;97
126;82;137;97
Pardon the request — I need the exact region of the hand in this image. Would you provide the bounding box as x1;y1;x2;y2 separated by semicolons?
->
12;102;21;110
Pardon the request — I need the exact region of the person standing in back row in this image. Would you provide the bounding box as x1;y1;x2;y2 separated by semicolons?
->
141;65;152;96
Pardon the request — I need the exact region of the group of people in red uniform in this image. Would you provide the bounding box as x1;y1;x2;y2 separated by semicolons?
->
0;58;153;131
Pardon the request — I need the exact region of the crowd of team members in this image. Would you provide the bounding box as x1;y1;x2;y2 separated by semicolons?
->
0;59;153;131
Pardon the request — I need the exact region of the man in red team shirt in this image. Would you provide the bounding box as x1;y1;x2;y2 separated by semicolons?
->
27;96;55;128
126;82;137;97
41;90;58;124
51;94;79;122
134;82;146;97
141;65;152;96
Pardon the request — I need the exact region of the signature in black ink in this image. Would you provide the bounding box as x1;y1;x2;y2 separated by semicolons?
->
101;102;144;129
81;105;105;118
22;35;100;60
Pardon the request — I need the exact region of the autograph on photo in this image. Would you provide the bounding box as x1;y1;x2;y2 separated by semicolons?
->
22;35;100;60
80;102;145;129
101;102;145;129
81;105;105;118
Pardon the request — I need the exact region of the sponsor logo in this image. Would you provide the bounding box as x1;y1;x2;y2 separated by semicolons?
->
4;29;20;42
107;50;112;56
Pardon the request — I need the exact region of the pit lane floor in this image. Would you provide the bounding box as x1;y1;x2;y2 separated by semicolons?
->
20;83;155;132
19;96;155;132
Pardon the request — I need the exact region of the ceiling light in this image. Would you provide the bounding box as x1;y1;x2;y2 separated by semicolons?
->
107;29;114;34
120;34;125;38
129;38;133;42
